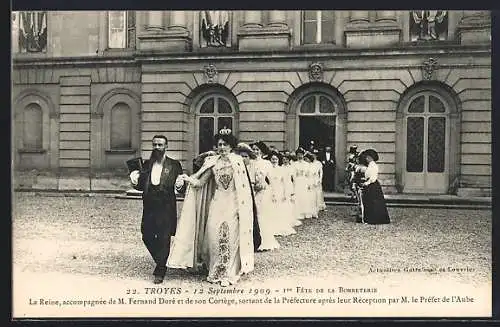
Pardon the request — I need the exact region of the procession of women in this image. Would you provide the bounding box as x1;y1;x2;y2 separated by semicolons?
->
131;127;390;287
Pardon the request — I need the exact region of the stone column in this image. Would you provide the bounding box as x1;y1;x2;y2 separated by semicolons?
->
349;10;370;23
12;12;19;53
242;11;263;28
146;11;164;31
268;10;287;28
169;10;187;31
376;11;397;23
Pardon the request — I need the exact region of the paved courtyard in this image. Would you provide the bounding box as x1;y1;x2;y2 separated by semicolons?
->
12;192;492;317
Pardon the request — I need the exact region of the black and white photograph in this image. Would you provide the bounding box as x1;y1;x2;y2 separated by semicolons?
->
11;10;492;318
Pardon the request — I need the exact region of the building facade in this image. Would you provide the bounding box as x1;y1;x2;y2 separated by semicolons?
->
11;10;492;196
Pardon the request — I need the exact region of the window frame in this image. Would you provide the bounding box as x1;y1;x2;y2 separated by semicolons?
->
301;10;335;45
107;11;136;50
195;93;237;155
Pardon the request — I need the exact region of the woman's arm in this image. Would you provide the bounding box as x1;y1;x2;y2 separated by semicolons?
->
185;168;214;188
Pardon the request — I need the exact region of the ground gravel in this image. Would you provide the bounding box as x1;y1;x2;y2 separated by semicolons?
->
13;193;491;288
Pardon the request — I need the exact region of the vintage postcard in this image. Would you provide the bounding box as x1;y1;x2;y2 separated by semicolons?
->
12;10;492;318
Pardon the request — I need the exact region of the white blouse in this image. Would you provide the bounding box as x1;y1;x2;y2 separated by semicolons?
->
364;161;378;184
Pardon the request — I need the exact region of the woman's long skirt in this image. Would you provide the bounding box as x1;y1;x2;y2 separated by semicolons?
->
361;180;390;225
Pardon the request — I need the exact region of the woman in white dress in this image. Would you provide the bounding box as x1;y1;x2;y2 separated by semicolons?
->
250;141;280;251
282;153;302;227
293;148;314;220
268;151;296;236
168;129;255;287
304;153;318;218
311;150;327;213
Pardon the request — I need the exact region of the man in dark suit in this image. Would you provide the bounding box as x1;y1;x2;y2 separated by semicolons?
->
321;145;336;192
129;135;186;284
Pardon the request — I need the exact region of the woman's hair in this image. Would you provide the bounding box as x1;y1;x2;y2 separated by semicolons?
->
268;150;283;165
250;141;270;157
213;129;238;148
235;142;257;159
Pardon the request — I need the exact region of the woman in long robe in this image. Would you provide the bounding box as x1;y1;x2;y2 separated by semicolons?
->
268;151;296;236
293;148;314;220
311;151;326;212
282;153;302;227
250;141;280;251
167;130;255;286
359;149;390;225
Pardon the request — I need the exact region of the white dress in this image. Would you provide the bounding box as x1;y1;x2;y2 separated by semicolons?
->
293;160;314;219
252;158;280;251
282;163;302;227
268;164;296;236
204;157;242;285
307;162;319;218
312;160;326;212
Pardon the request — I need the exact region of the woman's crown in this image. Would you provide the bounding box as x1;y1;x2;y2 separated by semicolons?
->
219;126;232;135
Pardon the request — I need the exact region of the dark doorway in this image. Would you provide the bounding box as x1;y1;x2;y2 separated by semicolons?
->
299;115;335;151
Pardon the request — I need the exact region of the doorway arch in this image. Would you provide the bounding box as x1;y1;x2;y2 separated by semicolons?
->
395;82;461;194
286;82;347;192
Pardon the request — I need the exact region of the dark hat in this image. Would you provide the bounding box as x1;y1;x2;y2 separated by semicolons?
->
361;148;379;162
295;147;306;154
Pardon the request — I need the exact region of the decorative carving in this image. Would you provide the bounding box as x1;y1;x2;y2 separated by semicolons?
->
422;58;439;80
204;64;218;84
201;11;230;48
410;11;448;41
19;11;48;53
308;63;324;82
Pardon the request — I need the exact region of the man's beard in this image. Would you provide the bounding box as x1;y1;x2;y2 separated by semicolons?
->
151;149;165;163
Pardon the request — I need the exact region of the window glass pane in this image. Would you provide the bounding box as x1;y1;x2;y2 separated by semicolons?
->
429;95;446;113
199;117;214;154
111;103;132;149
408;95;425;113
322;10;335;20
304;11;317;20
23;103;43;149
427;117;446;172
217;98;232;113
217;117;233;134
108;11;126;48
300;95;315;113
321;19;335;43
406;117;424;172
303;21;317;44
319;96;335;113
200;97;214;113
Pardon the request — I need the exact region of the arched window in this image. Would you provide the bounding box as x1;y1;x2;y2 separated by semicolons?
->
23;102;43;149
110;102;132;150
196;94;235;154
302;11;335;44
397;86;459;194
297;92;337;150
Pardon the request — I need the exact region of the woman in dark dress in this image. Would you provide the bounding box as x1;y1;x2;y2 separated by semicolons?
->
359;149;390;225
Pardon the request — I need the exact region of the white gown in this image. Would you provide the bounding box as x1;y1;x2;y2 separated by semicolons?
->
282;163;302;227
268;164;296;236
251;158;280;251
293;160;314;219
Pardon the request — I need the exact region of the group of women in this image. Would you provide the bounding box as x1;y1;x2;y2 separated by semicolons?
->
167;128;389;287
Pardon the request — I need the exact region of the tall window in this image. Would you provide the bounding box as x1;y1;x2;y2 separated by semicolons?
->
110;102;132;150
18;11;48;53
108;11;136;49
302;11;335;44
23;103;43;149
298;93;337;150
405;92;448;173
197;95;235;154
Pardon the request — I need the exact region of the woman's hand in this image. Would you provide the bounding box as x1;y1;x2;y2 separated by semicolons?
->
183;175;201;188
